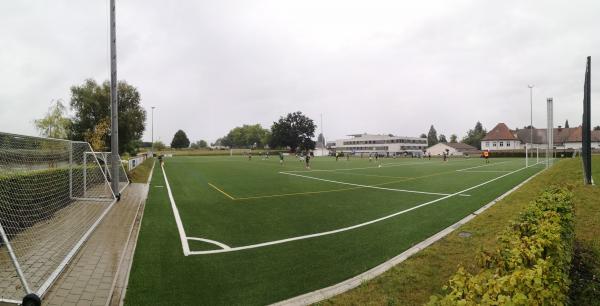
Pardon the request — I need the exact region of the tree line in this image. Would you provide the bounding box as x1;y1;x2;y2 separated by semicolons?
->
180;111;318;152
422;121;487;149
34;79;146;154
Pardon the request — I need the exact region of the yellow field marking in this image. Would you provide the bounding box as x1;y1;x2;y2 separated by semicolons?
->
208;183;236;200
235;186;363;200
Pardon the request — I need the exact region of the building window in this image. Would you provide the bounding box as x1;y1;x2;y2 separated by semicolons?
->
486;142;490;147
493;142;497;147
507;142;510;147
500;141;504;147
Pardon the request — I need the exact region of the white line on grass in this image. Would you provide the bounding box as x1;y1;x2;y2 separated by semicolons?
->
461;170;512;173
161;164;191;256
286;158;473;173
279;171;469;197
186;162;542;255
455;161;511;172
187;237;231;250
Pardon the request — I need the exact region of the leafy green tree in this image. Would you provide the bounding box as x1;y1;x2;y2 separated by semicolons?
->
171;130;190;149
270;111;316;152
438;134;447;143
221;124;270;148
190;140;208;149
427;125;438;147
153;141;166;151
450;134;458;143
461;121;487;150
594;126;600;131
69;79;146;154
564;120;569;128
420;133;427;138
34;100;71;139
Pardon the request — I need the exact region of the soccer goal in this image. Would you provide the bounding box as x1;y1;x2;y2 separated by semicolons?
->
84;151;129;195
0;132;118;304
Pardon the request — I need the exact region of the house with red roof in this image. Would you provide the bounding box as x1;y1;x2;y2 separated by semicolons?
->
481;123;600;151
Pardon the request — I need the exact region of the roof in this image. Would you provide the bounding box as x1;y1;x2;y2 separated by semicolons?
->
482;123;518;141
428;142;480;153
445;142;478;151
485;124;600;144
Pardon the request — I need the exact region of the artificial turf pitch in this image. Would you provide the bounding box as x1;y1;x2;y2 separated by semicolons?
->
125;155;544;305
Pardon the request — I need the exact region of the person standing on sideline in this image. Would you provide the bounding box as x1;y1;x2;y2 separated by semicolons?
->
305;151;311;169
483;150;490;164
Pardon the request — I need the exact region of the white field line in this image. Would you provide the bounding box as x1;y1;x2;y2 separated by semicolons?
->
271;163;547;306
462;170;512;173
455;161;511;172
187;237;231;250
161;164;191;256
187;162;541;255
279;172;468;197
286;158;473;173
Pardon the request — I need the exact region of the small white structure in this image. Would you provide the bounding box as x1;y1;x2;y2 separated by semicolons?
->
426;142;479;156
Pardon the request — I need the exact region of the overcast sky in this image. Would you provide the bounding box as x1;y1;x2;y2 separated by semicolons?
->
1;0;599;144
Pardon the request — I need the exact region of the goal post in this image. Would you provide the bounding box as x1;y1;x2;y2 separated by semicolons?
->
0;132;117;303
83;151;129;195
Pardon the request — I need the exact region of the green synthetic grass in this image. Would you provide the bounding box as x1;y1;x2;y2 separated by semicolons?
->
125;156;543;305
324;157;600;306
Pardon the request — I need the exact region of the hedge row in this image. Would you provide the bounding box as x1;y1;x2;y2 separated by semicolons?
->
428;187;574;305
0;166;105;245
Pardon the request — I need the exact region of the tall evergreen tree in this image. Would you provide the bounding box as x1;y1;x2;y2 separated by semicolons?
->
171;130;190;149
317;133;325;147
427;125;438;146
564;120;570;128
461;121;487;150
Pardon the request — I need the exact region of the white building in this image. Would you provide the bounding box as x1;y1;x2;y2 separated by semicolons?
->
426;142;480;156
334;133;427;156
481;122;600;151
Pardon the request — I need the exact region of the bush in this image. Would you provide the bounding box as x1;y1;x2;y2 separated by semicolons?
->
428;187;574;305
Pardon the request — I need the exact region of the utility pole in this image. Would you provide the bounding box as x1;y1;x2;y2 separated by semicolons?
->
151;106;156;152
320;113;324;156
110;0;120;200
528;84;534;167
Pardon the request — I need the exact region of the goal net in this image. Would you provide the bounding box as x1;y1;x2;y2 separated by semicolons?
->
85;151;129;194
0;132;117;303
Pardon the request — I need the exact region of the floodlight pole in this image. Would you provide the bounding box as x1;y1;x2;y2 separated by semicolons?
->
320;113;324;156
151;106;156;153
528;84;534;166
110;0;120;200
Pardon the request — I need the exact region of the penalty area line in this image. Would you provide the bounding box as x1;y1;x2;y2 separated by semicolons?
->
279;171;469;197
187;163;538;255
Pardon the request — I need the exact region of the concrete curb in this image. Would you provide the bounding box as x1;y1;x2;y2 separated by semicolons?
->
271;167;545;306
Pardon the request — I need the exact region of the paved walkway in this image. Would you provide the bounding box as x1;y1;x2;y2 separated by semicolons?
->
42;183;148;306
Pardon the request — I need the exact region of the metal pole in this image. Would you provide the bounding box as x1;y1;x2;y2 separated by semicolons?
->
110;0;120;199
320;113;324;156
528;85;534;165
0;223;31;294
151;106;155;153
